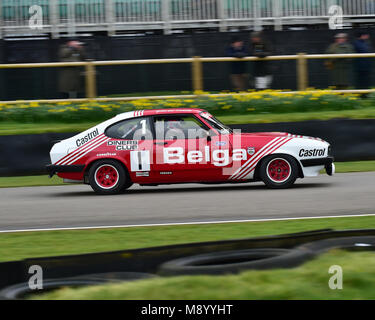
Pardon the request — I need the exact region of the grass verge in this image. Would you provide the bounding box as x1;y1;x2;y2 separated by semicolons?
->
1;214;373;299
1;215;375;263
34;249;375;300
1;108;375;135
219;108;375;124
0;122;96;136
0;175;66;188
334;160;375;173
0;160;374;189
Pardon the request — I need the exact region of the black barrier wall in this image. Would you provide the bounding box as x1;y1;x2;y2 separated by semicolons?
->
0;119;374;177
0;132;74;176
1;28;375;100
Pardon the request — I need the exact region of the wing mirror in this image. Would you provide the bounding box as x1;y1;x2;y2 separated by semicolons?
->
206;132;212;142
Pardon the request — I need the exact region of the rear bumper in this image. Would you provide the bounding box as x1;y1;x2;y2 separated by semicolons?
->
46;164;85;177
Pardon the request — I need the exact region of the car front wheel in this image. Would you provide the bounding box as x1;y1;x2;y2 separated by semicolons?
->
260;155;298;189
89;160;130;194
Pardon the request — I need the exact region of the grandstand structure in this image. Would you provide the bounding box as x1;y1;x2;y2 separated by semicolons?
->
1;0;375;38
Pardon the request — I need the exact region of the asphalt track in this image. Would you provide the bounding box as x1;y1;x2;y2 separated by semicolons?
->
0;172;374;232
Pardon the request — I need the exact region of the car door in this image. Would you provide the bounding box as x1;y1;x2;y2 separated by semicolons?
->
196;113;235;181
151;114;217;183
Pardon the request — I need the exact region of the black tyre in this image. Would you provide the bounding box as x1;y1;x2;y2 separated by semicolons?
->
88;159;131;195
259;154;298;189
158;236;375;277
158;248;297;276
0;272;156;300
299;236;375;254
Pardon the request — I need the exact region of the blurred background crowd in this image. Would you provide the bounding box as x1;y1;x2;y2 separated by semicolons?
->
0;0;374;100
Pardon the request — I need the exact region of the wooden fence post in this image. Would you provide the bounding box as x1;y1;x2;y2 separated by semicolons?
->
297;52;308;91
192;56;203;93
85;62;97;99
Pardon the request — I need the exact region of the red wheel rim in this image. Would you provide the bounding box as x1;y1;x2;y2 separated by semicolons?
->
94;165;119;189
266;158;291;183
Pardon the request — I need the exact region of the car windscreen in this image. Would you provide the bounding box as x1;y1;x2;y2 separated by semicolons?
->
200;112;232;134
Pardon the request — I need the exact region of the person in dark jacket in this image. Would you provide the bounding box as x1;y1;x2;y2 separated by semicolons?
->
226;36;248;91
58;40;87;99
326;33;354;89
353;32;372;89
250;31;273;90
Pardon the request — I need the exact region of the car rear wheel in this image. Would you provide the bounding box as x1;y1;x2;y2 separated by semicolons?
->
260;155;298;189
89;160;130;194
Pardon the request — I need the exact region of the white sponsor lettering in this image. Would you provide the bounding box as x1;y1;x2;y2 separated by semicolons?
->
212;149;229;167
187;150;203;163
163;147;246;167
233;149;247;161
163;147;185;164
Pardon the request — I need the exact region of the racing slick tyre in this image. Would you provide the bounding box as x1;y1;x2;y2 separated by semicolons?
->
88;159;131;195
259;154;298;189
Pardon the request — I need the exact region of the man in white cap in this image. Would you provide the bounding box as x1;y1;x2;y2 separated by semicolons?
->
250;31;273;90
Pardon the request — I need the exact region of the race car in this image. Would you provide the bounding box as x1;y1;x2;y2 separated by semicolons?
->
46;108;335;194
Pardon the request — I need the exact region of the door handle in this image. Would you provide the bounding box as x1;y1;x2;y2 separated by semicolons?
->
154;142;168;145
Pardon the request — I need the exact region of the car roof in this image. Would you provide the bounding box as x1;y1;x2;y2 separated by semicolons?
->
114;108;206;121
139;108;205;116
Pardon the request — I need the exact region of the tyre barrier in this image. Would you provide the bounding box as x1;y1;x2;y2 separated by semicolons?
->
0;272;156;300
1;229;375;299
158;236;375;276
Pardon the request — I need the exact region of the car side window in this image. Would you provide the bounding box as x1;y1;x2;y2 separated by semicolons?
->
153;115;209;140
105;117;152;140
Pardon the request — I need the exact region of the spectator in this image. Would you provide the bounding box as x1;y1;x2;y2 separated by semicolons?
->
353;32;372;89
250;31;273;90
58;40;87;99
325;33;354;89
226;36;248;92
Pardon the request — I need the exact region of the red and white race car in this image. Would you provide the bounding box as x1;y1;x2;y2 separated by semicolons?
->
47;108;334;194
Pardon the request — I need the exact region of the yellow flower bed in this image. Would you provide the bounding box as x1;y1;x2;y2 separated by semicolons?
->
0;89;371;123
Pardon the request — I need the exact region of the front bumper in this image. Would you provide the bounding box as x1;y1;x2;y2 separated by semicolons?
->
46;164;85;177
300;156;335;176
300;156;334;167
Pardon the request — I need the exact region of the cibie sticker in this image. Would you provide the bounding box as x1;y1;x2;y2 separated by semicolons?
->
247;147;255;155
